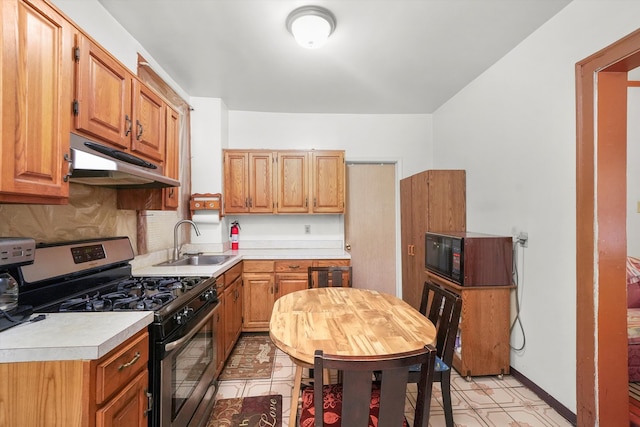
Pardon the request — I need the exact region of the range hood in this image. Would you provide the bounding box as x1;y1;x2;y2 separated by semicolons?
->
68;133;180;189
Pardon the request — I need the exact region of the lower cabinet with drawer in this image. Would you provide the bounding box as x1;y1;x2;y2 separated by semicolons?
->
243;259;350;332
0;329;150;427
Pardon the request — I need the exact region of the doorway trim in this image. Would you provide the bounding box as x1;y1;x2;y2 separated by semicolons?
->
576;28;640;426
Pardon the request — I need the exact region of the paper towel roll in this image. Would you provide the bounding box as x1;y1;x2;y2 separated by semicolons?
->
192;212;220;224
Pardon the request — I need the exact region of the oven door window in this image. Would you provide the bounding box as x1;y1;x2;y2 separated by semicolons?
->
171;316;214;419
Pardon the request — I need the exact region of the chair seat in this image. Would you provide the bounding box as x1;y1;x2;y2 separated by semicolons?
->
409;356;450;373
299;383;408;427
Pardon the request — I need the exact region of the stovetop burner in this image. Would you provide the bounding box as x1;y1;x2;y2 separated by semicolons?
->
54;276;210;313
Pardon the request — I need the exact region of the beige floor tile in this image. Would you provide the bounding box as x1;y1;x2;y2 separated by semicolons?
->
214;336;573;427
503;405;573;426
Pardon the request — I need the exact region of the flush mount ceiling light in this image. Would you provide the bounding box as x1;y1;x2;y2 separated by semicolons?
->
286;5;336;49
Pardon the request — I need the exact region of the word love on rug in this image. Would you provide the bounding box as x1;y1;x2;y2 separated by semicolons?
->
207;395;282;427
219;335;276;380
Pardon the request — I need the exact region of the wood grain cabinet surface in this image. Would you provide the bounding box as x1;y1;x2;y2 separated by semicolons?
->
223;149;345;215
243;259;350;332
0;330;150;427
0;0;75;203
426;271;513;378
400;170;466;309
74;34;166;164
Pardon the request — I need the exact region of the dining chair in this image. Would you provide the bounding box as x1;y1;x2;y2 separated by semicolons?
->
412;280;463;427
299;345;437;427
307;266;352;288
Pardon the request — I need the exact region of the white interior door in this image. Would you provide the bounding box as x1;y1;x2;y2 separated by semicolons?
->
345;163;396;295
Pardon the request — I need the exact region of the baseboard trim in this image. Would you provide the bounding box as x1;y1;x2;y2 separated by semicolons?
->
509;366;577;426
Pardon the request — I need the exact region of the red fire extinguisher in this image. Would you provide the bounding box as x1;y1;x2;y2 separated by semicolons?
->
230;221;240;250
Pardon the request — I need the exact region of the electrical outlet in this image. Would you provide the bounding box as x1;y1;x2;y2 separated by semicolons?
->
305;225;311;234
518;231;528;248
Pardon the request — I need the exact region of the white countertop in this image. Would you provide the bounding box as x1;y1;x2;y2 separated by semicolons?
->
133;248;350;277
0;248;349;364
0;312;154;363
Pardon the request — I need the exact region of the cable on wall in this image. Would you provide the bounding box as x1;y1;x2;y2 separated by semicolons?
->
510;240;526;351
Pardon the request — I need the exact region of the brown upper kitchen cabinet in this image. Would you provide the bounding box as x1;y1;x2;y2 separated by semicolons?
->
310;151;345;213
224;149;345;215
74;34;165;164
400;170;466;309
223;150;275;214
162;105;180;209
115;104;180;211
0;0;75;204
276;151;309;213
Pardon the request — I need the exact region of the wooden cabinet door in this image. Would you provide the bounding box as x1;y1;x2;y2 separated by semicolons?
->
311;151;345;213
224;151;249;213
131;79;165;162
242;273;275;330
276;151;309;213
0;0;73;203
223;283;235;357
276;273;308;298
223;277;242;357
163;105;180;209
224;150;274;213
75;34;131;150
230;277;243;345
96;370;148;427
400;176;419;309
215;290;226;376
248;152;275;213
425;170;466;231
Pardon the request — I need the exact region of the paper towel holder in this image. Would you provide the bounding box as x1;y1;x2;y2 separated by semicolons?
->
190;193;223;220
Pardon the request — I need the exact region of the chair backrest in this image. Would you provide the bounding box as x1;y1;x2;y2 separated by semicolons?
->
308;266;352;288
312;345;437;427
418;281;463;367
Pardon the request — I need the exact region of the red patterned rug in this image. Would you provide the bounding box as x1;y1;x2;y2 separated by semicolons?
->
206;395;282;427
219;334;276;380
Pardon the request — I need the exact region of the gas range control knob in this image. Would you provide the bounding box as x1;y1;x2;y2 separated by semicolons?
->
202;289;217;302
174;312;184;325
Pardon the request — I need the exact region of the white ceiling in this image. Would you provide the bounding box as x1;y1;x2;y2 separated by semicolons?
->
97;0;572;114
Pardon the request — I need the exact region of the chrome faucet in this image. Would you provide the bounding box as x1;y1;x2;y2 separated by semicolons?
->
173;220;201;261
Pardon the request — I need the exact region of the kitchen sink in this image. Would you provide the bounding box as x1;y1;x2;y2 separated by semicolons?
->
154;255;234;267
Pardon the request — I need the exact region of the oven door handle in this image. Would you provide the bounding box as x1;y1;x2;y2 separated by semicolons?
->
164;304;217;353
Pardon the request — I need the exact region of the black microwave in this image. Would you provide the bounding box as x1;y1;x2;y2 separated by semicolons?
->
425;231;513;286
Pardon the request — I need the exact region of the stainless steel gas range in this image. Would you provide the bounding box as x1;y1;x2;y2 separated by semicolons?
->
13;236;220;427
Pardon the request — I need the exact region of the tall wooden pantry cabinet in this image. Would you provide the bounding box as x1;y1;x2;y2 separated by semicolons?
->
400;170;466;309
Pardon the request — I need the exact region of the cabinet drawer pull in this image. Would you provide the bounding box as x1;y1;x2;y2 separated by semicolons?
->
125;114;132;136
118;351;141;371
136;120;144;140
288;265;300;269
145;389;153;417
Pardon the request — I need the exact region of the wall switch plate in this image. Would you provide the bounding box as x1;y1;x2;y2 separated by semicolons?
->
305;225;311;234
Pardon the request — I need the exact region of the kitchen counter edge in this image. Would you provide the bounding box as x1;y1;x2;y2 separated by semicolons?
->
0;311;154;363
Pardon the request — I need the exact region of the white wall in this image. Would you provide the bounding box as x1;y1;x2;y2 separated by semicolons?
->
432;0;640;413
197;111;434;245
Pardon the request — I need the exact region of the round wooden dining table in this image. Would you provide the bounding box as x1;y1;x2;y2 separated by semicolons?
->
269;287;436;426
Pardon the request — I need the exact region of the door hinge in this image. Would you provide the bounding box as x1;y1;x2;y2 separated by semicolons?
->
72;100;79;116
74;47;80;62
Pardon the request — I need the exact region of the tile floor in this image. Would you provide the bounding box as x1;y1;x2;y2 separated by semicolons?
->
214;343;574;427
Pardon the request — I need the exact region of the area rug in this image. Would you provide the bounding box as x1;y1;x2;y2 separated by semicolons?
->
206;395;282;427
219;334;276;380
